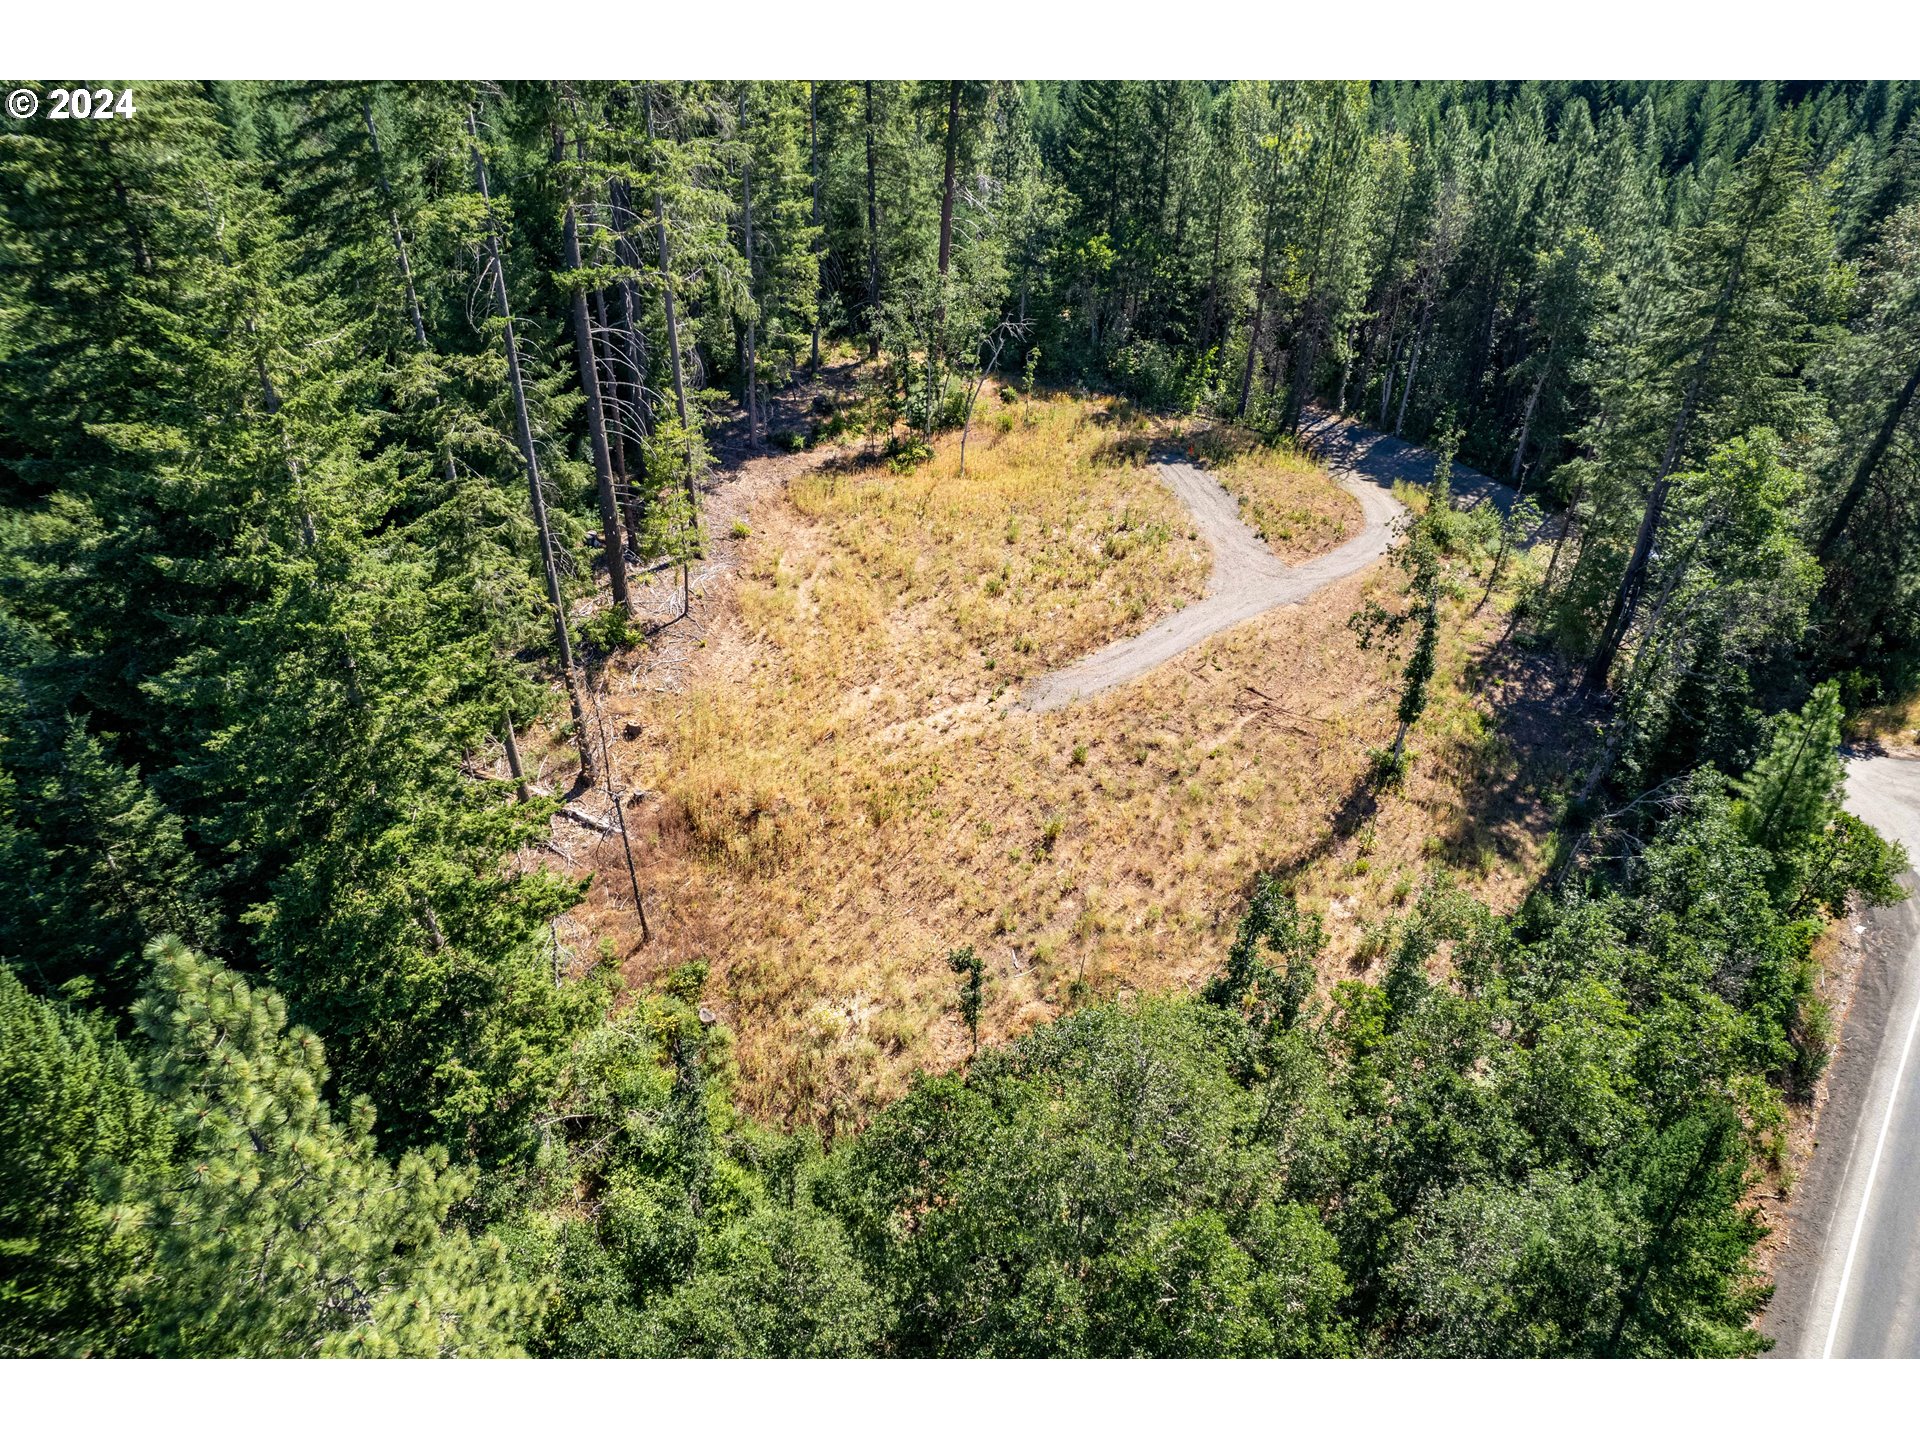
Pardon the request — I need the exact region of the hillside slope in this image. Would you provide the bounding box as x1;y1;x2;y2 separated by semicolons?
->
516;392;1575;1130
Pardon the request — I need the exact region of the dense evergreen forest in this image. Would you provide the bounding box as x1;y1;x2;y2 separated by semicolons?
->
3;78;1917;1356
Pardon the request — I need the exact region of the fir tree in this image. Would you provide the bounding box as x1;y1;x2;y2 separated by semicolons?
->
0;969;170;1356
1735;680;1845;851
947;945;985;1055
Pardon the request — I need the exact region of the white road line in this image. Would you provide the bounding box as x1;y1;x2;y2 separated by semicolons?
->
1822;941;1920;1358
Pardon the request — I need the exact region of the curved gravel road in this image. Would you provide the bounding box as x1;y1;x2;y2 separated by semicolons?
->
1019;410;1502;714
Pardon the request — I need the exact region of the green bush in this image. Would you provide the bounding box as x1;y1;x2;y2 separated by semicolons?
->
886;435;934;473
580;605;643;653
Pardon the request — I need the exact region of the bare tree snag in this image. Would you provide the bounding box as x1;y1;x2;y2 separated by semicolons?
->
468;107;596;785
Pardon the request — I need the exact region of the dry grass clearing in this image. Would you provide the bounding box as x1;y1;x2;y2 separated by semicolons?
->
1191;425;1363;561
1849;688;1920;750
527;391;1573;1135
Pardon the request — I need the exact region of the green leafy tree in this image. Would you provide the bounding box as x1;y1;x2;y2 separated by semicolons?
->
826;1001;1351;1357
1205;876;1325;1036
635;1205;883;1357
1385;1170;1618;1357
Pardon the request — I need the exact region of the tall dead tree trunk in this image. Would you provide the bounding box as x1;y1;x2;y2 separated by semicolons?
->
468;109;596;785
563;200;636;615
1511;332;1556;482
1395;293;1433;435
738;91;761;444
502;711;532;803
361;96;428;351
938;81;961;282
646;88;700;615
864;81;882;359
608;171;653;543
646;92;695;498
808;81;823;376
1379;333;1399;428
593;285;626;480
935;82;962;364
583;663;650;945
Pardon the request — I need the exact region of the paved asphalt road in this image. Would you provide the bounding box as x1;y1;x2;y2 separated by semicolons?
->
1768;751;1920;1357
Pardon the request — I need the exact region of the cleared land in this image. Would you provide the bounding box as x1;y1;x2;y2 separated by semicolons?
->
516;390;1571;1132
1203;426;1363;562
1017;451;1391;714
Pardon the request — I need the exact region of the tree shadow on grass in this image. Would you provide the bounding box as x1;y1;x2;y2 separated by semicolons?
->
1267;768;1383;882
1430;642;1588;880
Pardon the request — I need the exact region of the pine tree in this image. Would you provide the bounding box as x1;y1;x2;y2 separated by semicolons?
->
1572;433;1819;806
0;709;218;1007
129;939;534;1357
1280;83;1374;434
736;83;823;402
947;945;985;1056
1808;201;1920;694
2;83;594;1163
1816;203;1920;558
556;88;638;614
467;102;600;783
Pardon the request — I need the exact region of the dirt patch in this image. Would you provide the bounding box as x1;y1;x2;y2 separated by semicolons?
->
1848;692;1920;751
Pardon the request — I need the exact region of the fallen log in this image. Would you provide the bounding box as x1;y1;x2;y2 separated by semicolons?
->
556;804;619;835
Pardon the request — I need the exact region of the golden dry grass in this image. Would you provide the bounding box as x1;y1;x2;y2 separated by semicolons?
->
1849;688;1920;749
1185;424;1363;562
537;391;1567;1136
